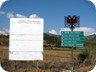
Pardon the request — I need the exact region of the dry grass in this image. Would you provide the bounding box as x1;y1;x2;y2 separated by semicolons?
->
79;65;94;72
0;47;94;72
44;50;80;63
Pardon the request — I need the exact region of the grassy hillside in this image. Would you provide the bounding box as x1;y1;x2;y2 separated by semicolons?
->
44;33;61;47
0;33;96;47
0;35;9;46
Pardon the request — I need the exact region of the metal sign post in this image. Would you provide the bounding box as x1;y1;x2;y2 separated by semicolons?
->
61;15;83;71
36;60;39;72
66;15;79;71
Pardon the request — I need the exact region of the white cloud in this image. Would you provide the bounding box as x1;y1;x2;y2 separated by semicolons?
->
0;28;9;35
6;13;40;18
16;14;27;18
7;13;14;18
60;27;96;36
7;13;27;18
0;11;5;14
29;14;39;18
6;13;40;19
49;29;57;35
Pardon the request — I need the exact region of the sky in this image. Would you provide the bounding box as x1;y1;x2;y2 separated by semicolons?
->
0;0;96;35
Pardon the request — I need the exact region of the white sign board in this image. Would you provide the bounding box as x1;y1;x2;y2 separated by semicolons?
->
9;18;44;61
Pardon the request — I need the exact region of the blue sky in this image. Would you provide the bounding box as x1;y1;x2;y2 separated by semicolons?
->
0;0;96;35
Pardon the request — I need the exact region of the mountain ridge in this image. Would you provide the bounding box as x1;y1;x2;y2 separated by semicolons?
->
0;33;96;46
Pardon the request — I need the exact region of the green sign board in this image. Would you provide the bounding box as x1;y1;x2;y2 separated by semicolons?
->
61;31;84;47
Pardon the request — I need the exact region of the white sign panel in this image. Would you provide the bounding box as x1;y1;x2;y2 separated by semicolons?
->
9;18;44;61
9;52;43;61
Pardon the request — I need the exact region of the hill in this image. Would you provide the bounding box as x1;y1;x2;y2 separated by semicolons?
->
0;35;9;46
0;33;96;46
44;33;61;47
85;34;96;41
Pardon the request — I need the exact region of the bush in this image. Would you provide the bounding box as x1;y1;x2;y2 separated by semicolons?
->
78;44;96;66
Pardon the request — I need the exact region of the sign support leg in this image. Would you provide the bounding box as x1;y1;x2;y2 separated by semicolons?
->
14;61;16;72
36;60;39;72
71;47;74;72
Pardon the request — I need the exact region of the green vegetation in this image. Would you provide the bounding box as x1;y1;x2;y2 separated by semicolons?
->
0;35;9;46
44;33;61;47
0;33;96;47
78;40;96;65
